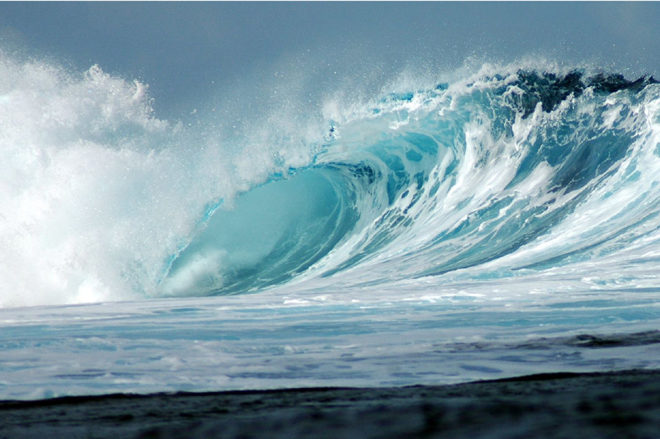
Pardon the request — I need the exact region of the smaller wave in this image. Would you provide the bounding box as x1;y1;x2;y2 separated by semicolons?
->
437;330;660;352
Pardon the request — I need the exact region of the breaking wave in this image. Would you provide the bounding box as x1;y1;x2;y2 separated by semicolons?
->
1;54;659;307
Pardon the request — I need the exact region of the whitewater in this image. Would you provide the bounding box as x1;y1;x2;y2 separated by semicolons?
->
1;54;660;400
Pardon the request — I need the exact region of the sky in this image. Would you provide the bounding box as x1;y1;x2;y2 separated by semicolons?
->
0;2;658;119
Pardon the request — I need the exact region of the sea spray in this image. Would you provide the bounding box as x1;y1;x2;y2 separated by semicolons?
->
0;55;319;306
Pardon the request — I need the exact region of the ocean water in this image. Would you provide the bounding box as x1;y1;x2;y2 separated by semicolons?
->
1;55;660;400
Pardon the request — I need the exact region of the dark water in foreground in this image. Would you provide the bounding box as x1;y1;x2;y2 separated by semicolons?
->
2;369;659;439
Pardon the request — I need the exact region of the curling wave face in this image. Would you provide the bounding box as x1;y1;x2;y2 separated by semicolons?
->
162;69;660;299
1;55;659;307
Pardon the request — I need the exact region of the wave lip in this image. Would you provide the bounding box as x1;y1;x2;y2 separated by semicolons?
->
512;70;658;116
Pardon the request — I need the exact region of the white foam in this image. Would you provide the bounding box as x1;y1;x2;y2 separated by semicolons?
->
0;55;319;307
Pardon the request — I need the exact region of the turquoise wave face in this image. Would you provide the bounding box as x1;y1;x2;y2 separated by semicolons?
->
161;168;360;295
158;70;660;297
